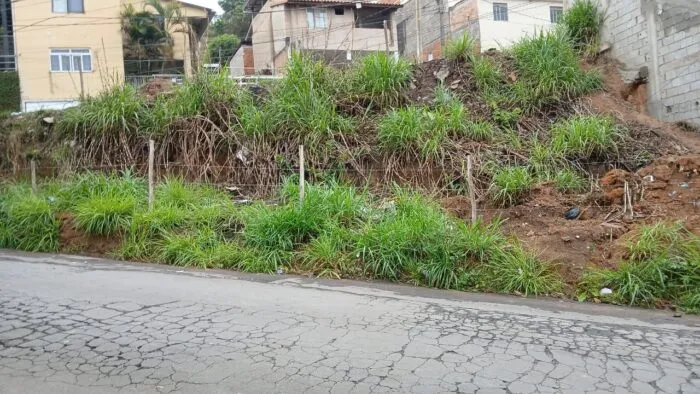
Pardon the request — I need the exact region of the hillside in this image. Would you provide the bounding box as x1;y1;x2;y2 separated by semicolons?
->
1;8;698;312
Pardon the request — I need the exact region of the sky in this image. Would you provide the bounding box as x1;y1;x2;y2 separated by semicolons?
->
184;0;225;14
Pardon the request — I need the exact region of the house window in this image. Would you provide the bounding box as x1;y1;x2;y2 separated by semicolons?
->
493;3;508;21
52;0;84;13
50;49;92;72
307;8;327;29
335;8;344;16
550;6;563;23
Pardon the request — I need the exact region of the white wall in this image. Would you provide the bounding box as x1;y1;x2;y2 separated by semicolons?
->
477;0;562;51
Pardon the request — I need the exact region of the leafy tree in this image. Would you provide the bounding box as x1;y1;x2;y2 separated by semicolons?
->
210;0;251;40
208;34;241;64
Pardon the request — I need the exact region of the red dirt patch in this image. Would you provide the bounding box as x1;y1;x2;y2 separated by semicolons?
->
57;213;122;256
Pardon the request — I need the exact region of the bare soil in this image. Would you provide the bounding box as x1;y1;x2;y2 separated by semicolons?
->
57;213;122;256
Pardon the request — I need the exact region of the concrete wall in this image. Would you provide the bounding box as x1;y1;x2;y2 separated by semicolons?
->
394;0;449;61
594;0;700;126
476;0;561;51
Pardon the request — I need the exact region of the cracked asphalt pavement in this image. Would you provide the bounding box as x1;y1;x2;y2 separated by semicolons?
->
0;251;699;393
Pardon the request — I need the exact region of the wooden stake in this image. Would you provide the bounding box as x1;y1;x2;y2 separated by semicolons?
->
383;20;390;54
467;155;477;222
299;145;305;204
30;159;37;194
148;139;155;211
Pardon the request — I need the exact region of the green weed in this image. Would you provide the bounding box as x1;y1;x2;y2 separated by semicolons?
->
473;56;503;92
485;247;562;296
354;52;412;107
444;32;476;63
550;115;621;158
58;85;144;136
490;166;533;206
561;0;604;54
74;195;136;236
0;188;59;252
554;169;588;193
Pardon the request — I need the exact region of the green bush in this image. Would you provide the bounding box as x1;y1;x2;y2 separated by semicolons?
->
0;188;59;252
490;166;533;206
207;34;241;64
511;30;601;110
561;0;604;53
485;247;562;296
444;32;476;63
354;52;412;107
74;195;136;236
550;115;621;158
0;71;20;112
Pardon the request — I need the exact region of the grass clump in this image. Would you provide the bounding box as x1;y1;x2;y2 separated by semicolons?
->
550;115;621;158
73;195;136;236
354;52;412;107
554;169;588;193
299;226;357;278
59;85;144;136
473;56;503;93
0;187;59;252
378;107;429;154
485;247;562;296
579;221;699;310
490;166;533;206
560;0;604;54
444;32;476;63
511;30;600;110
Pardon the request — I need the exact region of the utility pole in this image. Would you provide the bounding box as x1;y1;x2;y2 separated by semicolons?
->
415;0;422;60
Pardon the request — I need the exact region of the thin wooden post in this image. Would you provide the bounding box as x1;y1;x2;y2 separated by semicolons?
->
383;20;390;54
299;145;305;204
148;140;155;211
30;159;37;194
467;155;477;222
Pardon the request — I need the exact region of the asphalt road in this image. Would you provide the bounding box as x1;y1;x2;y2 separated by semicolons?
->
0;251;698;394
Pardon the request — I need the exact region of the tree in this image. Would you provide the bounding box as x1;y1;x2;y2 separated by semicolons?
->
210;0;251;40
208;34;240;64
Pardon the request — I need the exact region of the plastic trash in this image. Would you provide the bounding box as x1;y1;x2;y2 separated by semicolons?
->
564;207;580;220
600;288;613;296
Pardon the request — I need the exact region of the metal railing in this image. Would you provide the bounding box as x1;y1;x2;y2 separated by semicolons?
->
125;74;184;87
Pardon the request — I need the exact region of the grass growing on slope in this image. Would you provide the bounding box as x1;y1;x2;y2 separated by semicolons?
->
560;0;605;54
353;52;412;108
0;185;59;252
73;195;136;236
511;30;601;110
550;115;622;159
58;85;144;136
579;221;700;309
484;246;562;296
444;32;476;63
490;166;533;206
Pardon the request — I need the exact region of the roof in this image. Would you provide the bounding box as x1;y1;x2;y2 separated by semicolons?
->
176;0;215;11
278;0;401;7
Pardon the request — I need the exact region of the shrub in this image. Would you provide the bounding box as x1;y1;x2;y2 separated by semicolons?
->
0;190;59;252
354;52;412;107
74;195;136;235
207;34;241;64
511;30;600;109
59;85;144;136
554;169;588;193
490;166;533;206
444;32;476;63
485;247;562;296
550;115;621;158
561;0;604;53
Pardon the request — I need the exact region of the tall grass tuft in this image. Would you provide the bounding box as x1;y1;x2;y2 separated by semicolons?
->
73;195;136;236
550;115;622;158
58;85;144;136
354;52;412;108
511;30;601;110
485;247;562;296
444;32;477;63
560;0;604;54
0;187;59;252
490;166;533;206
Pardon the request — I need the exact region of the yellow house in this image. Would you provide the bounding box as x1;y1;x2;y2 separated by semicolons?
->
11;0;213;112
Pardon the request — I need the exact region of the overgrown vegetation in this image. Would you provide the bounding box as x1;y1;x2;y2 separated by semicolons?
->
0;71;20;112
444;32;476;63
560;0;605;55
580;222;699;311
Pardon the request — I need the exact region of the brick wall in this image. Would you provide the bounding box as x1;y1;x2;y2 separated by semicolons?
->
449;0;480;52
394;0;448;60
595;0;700;126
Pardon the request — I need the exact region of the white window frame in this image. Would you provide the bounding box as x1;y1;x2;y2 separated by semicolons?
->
493;3;508;22
306;8;327;30
52;0;84;13
50;49;93;73
550;6;563;23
